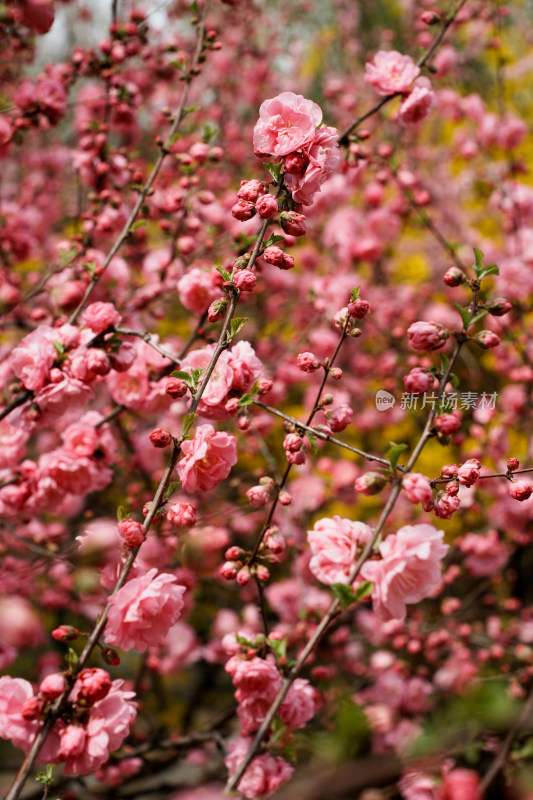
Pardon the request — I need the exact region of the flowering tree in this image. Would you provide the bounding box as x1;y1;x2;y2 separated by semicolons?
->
1;1;533;799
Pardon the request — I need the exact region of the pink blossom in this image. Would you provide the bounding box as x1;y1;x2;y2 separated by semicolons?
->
177;268;221;313
402;473;433;506
233;269;257;291
61;422;98;457
228;340;265;394
225;736;294;799
0;677;39;750
433;492;461;519
180;346;234;418
167;501;197;528
403;367;435;395
364;51;420;96
398;771;439;800
441;768;482;800
104;568;186;652
360;524;449;621
82;302;121;333
509;480;533;501
279;678;316;730
11;327;58;391
307;516;373;585
178;424;237;493
238;180;267;203
255;194;278;219
457;459;480;487
324;403;353;432
39;672;66;700
253;92;322;156
459;530;509;576
284;125;342;206
407;321;449;351
398;78;436;126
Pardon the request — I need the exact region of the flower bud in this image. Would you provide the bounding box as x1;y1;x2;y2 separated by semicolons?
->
39;673;66;701
52;625;80;642
236;567;251;586
354;471;388;496
475;330;501;349
238;179;266;202
256;565;270;582
221;561;238;580
407;321;449;351
231;199;256;221
297;352;320;372
233;269;257;292
347;298;370;318
149;428;172;448
443;267;465;286
507;458;520;471
278;490;291;505
207;298;227;323
166;378;188;398
255;194;278;219
486;297;511;317
118;519;147;548
167;501;197;528
21;697;44;721
280;211;307;237
509;480;533;501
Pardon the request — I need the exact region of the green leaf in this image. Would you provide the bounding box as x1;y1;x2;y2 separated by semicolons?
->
331;582;356;608
239;381;260;407
116;505;126;523
216;265;232;281
164;481;180;500
350;286;360;302
265;162;283;182
450;373;460;389
306;431;318;455
386;441;408;472
235;632;254;648
183;104;200;116
477;264;499;281
59;245;78;268
181;413;197;438
263;233;285;249
191;368;205;387
130;219;146;231
440;352;450;373
228;317;248;340
83;260;97;275
453;301;472;329
52;340;65;356
469;309;489;326
472;247;484;275
266;636;287;661
67;647;78;672
352;580;373;602
35;764;54;785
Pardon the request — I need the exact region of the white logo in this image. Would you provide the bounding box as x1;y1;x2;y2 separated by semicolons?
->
375;390;396;411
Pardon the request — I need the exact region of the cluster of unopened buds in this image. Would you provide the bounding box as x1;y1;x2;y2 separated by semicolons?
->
220;528;285;586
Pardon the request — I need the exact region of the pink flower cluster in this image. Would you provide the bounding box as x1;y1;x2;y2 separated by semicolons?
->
0;671;136;775
307;516;373;585
104;568;186;652
253;92;342;206
360;524;449;621
364;51;436;127
177;424;238;493
224;736;294;799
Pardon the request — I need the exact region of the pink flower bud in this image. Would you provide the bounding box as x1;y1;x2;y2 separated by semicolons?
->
507;458;520;471
402;473;433;506
297;352;320;372
441;768;482;800
355;472;388;496
407;321;449;351
255;194;278;219
256;565;270;582
76;668;112;705
446;482;459;496
238;179;266;202
283;151;309;173
286;449;306;465
266;533;285;554
225;546;243;561
280;211;307;237
258;379;273;394
207;298;227;322
225;397;240;414
101;647;121;666
263;246;294;270
149;428;172;448
457;459;481;487
330;367;342;380
509;480;533;501
118;519;147;548
236;567;251;586
435;413;461;435
347;298;370;318
403;367;435;394
279;490;291;505
167;501;197;528
486;297;511;316
82;301;121;334
166;378;188;398
221;561;238;580
325;404;353;432
283;434;302;452
237;415;250;431
475;330;501;349
434;492;461;519
52;625;79;642
441;464;458;480
233;269;257;291
443;267;465;286
21;697;44;721
246;485;272;508
231;199;256;221
39;673;66;701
